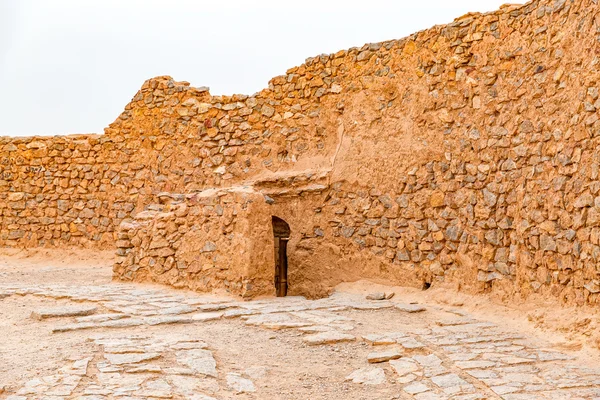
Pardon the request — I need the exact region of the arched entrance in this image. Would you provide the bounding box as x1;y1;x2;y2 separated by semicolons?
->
272;216;290;297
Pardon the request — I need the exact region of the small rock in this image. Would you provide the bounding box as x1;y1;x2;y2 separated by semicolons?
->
584;280;600;294
430;191;445;207
366;292;386;300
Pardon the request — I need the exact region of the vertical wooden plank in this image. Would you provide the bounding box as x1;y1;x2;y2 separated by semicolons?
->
279;239;288;297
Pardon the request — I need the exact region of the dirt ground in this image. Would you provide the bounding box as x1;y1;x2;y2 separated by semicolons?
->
1;249;600;399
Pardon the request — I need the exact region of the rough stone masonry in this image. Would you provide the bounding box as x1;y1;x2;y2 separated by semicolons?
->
2;0;600;305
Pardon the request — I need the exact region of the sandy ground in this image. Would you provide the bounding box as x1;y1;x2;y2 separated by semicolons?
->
1;249;599;399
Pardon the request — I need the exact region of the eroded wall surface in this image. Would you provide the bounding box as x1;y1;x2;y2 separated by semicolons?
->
3;0;600;303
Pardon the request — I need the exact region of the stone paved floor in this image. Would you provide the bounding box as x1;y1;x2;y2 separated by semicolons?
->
1;279;600;400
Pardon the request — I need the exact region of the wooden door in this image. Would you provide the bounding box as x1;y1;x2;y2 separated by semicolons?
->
272;216;290;297
275;238;288;297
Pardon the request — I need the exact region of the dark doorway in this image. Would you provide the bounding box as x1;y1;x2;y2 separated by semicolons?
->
272;216;290;297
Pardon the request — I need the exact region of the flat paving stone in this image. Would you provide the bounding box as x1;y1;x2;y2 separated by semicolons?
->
175;349;217;377
190;311;224;321
52;318;145;333
398;337;426;349
395;303;427;313
75;313;127;323
125;364;162;373
455;360;497;369
31;305;98;320
104;352;161;365
226;373;256;393
404;381;431;394
4;281;600;399
188;395;218;400
363;334;398;346
345;367;386;385
303;331;355;345
245;313;312;330
136;378;173;398
390;358;420;376
144;315;194;325
431;373;470;388
367;349;403;363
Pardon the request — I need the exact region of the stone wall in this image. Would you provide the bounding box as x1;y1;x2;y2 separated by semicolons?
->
114;188;273;298
0;66;341;246
3;0;600;304
0;135;137;247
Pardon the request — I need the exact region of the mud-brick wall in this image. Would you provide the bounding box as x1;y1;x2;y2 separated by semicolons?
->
0;135;138;247
114;189;273;297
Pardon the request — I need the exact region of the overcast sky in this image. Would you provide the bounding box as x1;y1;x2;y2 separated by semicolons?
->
0;0;515;137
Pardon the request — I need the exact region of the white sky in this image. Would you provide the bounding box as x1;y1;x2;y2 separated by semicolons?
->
0;0;515;137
